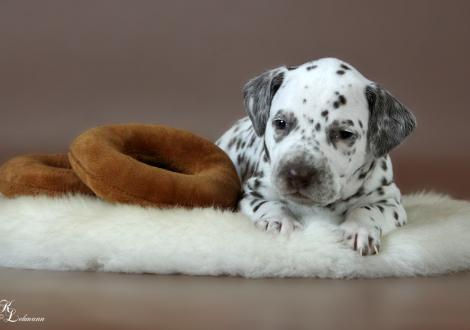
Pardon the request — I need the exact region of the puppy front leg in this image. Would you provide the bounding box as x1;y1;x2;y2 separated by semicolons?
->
239;180;302;234
340;198;407;255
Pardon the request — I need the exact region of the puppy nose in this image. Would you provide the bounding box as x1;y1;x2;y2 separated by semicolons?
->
286;165;317;190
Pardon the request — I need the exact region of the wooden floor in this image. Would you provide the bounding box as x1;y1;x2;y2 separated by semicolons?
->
1;268;470;330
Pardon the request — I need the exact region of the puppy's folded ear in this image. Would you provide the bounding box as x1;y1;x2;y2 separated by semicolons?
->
243;66;287;136
366;83;417;157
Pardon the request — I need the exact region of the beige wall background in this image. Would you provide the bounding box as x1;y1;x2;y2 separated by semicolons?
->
1;0;469;197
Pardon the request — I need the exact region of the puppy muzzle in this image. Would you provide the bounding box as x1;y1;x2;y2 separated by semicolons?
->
273;156;338;205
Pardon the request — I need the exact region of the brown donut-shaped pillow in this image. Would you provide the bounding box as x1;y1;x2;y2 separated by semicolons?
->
0;154;94;198
69;124;241;209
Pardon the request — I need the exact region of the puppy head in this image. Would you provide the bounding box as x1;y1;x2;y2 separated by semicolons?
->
243;58;416;205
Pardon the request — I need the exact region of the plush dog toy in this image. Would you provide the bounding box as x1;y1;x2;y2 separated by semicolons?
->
0;124;241;209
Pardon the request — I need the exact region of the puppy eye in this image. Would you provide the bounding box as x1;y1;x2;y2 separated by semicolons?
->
274;119;287;130
329;128;357;144
338;130;355;140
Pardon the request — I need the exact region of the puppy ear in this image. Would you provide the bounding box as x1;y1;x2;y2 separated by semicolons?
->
365;83;417;157
243;66;287;136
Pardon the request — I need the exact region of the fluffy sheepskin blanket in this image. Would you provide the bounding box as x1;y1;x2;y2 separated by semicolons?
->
1;192;470;278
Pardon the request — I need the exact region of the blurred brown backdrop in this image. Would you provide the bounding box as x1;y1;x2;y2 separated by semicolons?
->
1;0;469;198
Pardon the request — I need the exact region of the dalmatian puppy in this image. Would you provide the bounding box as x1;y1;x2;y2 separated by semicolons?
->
216;58;416;256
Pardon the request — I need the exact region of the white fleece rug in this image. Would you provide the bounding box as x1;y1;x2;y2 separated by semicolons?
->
1;192;470;278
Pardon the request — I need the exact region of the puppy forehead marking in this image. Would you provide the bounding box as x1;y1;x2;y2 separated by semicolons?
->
275;59;369;107
290;60;368;91
271;58;371;131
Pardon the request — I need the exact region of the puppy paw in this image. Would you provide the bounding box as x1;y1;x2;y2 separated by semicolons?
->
339;221;381;256
255;217;303;235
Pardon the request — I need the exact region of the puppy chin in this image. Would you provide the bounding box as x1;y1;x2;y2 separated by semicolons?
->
280;189;339;207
